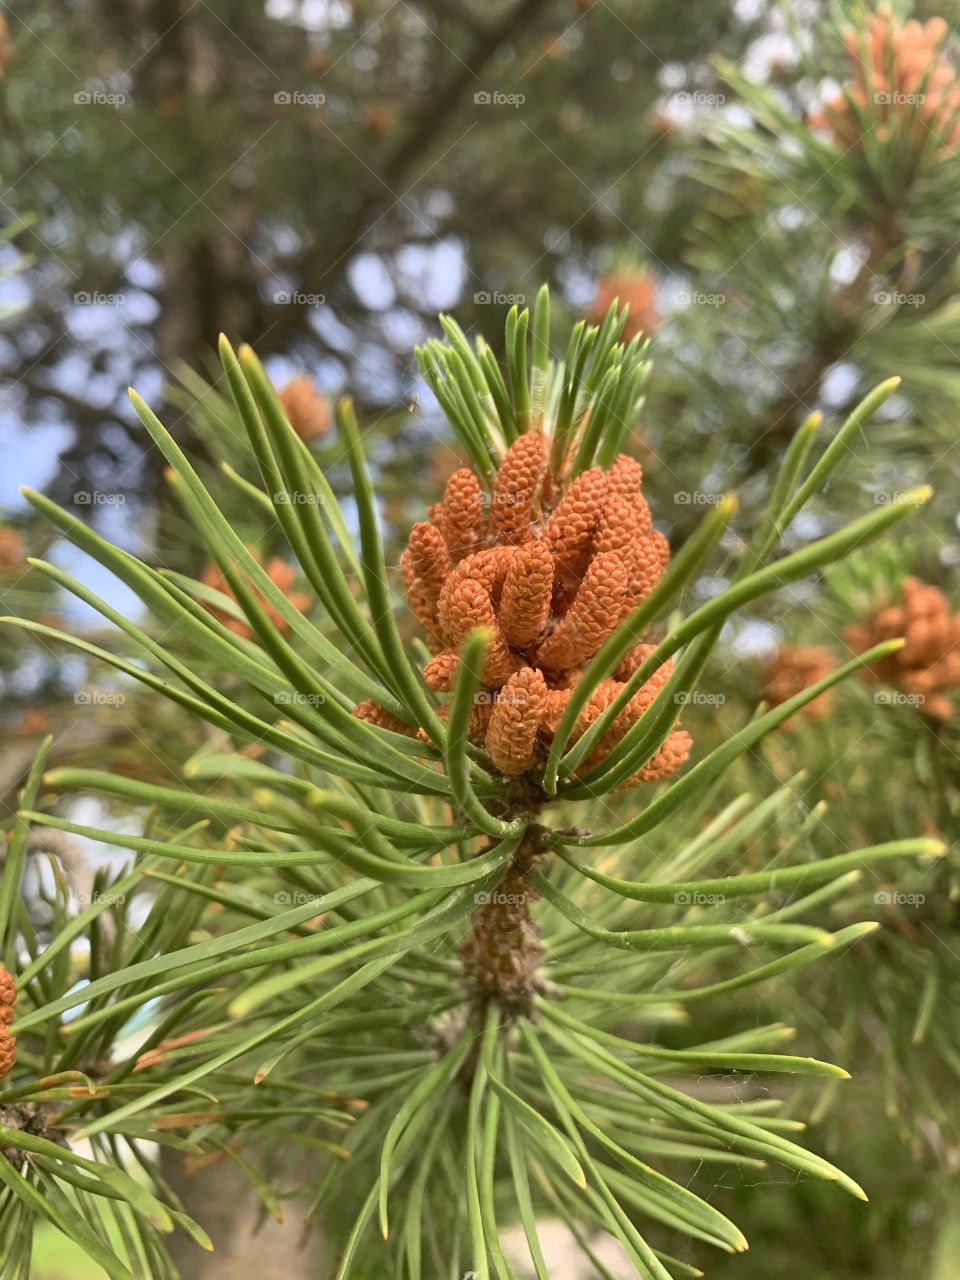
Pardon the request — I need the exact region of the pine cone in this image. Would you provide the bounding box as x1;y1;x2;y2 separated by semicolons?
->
277;375;332;441
0;969;17;1081
352;700;417;736
760;645;837;726
359;433;690;789
0;968;15;1025
846;578;960;720
0;1029;15;1080
812;12;960;153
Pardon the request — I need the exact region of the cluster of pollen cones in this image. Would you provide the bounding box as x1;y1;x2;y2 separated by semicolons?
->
813;11;960;153
760;645;837;726
0;968;16;1079
847;577;960;721
355;430;691;789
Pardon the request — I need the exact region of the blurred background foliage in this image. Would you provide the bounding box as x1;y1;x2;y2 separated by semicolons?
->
4;0;960;1276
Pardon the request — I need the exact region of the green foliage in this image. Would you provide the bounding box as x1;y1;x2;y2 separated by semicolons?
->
0;291;942;1278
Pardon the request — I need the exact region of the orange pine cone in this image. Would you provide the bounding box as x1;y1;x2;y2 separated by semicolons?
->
397;429;688;788
615;642;660;680
0;968;15;1025
760;645;836;725
543;466;608;590
536;551;628;671
485;667;548;775
499;541;554;647
605;453;644;498
625;530;668;610
0;1027;15;1080
442;575;518;686
847;577;960;720
407;523;450;603
620;728;693;788
401;548;443;639
813;11;960;153
277;375;332;441
440;468;487;560
0;969;16;1081
352;700;417;736
418;698;494;746
436;548;512;642
594;492;642;562
491;431;546;545
201;553;310;640
424;650;460;692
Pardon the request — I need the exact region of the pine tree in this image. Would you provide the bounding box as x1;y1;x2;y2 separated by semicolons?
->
0;288;942;1278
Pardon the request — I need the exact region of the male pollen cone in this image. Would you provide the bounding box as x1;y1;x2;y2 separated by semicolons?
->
0;967;16;1080
355;430;692;787
760;645;836;727
812;11;960;154
846;577;960;720
441;468;487;560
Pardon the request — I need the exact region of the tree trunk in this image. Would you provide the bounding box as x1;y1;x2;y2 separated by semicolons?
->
162;1148;327;1279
